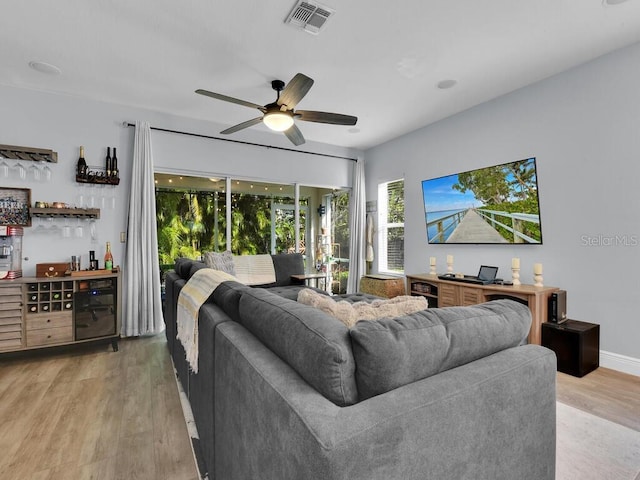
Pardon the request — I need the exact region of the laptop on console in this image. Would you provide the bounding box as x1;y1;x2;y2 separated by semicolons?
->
438;265;499;285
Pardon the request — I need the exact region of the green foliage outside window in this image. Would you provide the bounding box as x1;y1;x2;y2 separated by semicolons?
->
155;189;308;264
156;190;223;264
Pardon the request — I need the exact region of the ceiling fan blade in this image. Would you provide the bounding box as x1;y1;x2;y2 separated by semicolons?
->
283;124;305;146
196;89;265;111
296;110;358;125
220;117;263;135
277;73;314;109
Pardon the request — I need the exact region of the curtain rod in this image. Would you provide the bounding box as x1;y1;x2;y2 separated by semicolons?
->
123;122;357;162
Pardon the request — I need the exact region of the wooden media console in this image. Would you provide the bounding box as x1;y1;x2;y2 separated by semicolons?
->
406;273;559;345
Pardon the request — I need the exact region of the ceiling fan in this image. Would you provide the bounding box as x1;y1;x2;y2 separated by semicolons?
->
195;73;357;146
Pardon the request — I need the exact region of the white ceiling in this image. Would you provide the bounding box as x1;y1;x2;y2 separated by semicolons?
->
2;0;640;150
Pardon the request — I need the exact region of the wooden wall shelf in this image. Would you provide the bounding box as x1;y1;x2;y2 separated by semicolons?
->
0;144;58;163
75;174;120;186
30;207;100;219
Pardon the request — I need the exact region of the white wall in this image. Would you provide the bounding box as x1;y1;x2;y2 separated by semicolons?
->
0;85;359;277
365;42;640;369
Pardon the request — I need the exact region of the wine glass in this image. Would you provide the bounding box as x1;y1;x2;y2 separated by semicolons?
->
0;159;9;178
62;217;72;238
41;163;52;182
75;217;84;238
76;183;87;208
89;219;98;244
12;161;26;180
33;216;48;234
106;185;116;209
46;216;60;235
87;185;97;208
28;163;41;182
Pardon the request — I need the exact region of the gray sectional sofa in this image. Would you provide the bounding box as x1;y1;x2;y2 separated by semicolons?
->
164;255;556;480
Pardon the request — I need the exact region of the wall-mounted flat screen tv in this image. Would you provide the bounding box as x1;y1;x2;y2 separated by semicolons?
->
422;157;542;244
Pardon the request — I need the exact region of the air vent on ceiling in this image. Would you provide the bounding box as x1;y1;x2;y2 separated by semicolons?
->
285;1;335;35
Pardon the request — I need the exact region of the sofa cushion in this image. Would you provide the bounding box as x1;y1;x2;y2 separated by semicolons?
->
298;288;428;328
263;284;329;301
175;257;195;279
333;292;381;303
349;299;532;400
203;250;236;276
189;262;208;279
212;281;250;323
270;253;305;286
237;288;358;406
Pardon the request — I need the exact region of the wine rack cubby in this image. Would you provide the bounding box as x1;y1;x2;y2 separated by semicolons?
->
26;280;74;314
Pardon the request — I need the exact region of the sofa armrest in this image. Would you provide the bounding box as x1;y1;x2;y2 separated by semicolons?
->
214;322;556;480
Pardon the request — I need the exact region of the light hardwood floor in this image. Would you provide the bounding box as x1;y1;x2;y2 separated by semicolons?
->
557;366;640;432
1;334;638;480
0;335;199;480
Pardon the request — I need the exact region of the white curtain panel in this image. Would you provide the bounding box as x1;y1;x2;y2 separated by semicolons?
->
123;121;164;336
347;158;366;294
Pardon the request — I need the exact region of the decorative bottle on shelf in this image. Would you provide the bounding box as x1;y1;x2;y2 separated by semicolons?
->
105;147;112;177
77;146;87;177
104;242;113;271
111;147;118;179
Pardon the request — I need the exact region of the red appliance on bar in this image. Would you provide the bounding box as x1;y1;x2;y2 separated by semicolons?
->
0;226;23;279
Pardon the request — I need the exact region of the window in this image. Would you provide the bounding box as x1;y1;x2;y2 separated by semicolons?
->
155;174;351;289
377;179;404;273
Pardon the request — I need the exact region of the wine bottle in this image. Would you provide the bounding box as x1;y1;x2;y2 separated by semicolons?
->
77;146;87;177
104;241;113;271
105;147;112;177
111;147;118;178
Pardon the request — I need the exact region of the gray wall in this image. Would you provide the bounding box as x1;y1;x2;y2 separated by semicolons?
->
0;85;358;276
365;42;640;368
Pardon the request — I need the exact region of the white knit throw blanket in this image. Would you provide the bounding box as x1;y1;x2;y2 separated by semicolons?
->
176;269;237;373
233;254;276;285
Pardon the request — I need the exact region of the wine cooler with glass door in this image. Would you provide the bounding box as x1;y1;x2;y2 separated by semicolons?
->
74;278;117;342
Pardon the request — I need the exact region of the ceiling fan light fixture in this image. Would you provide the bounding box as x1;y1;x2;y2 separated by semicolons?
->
263;111;294;131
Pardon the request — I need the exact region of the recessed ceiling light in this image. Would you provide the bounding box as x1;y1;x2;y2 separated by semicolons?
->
437;79;457;90
28;61;62;75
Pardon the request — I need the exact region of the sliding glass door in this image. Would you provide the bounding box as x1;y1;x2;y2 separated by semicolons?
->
155;173;349;292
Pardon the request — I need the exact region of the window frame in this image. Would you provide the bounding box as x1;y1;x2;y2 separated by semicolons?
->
377;178;405;275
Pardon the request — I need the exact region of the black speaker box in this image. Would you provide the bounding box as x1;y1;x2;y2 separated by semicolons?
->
548;290;567;323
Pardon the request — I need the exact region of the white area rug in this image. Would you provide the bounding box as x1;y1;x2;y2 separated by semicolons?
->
557;402;640;480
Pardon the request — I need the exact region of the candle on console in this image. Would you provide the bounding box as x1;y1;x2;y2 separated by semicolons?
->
511;257;520;269
446;255;453;264
429;256;436;266
533;263;543;275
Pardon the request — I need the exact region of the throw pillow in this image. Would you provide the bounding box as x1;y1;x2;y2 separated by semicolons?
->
297;288;428;328
203;251;236;276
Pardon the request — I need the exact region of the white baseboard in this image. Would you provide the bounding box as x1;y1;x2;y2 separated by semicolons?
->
600;350;640;377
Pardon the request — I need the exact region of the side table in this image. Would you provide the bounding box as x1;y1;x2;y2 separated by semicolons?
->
541;319;600;377
291;273;327;289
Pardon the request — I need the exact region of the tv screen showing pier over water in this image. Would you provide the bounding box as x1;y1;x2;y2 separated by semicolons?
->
422;158;543;244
